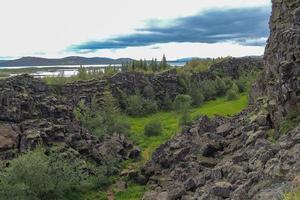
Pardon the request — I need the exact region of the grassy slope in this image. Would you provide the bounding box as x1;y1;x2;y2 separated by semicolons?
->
126;94;248;161
114;95;248;200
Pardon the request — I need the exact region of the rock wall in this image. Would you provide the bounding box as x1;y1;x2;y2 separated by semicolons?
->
0;75;138;162
264;0;300;124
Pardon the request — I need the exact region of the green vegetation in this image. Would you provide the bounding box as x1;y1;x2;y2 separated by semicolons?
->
173;94;192;112
177;57;228;73
121;55;170;73
115;184;148;200
279;110;300;135
144;120;163;137
126;94;248;161
125;95;158;117
73;90;130;138
0;147;116;200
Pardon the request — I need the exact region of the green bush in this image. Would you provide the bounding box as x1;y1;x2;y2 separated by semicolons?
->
226;83;239;101
190;87;204;106
125;95;158;116
226;89;239;101
0;148;83;200
125;95;144;116
143;99;158;114
173;94;192;112
162;93;173;111
179;109;192;126
73;91;130;137
144;120;163;136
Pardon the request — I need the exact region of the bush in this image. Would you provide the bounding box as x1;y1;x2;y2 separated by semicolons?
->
125;95;158;116
144;120;163;136
190;87;204;106
0;148;83;200
215;77;227;96
173;94;192;112
226;83;239;101
200;80;217;99
179;109;192;126
162;93;173;111
73;91;130;137
226;89;239;100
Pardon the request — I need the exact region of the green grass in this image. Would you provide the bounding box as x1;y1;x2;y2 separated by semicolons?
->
115;184;148;200
125;94;248;161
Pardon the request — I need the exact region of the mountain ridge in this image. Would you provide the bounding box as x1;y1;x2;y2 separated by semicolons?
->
0;56;134;67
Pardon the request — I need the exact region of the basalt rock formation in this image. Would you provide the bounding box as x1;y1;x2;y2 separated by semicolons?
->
252;0;300;126
141;0;300;199
0;75;138;162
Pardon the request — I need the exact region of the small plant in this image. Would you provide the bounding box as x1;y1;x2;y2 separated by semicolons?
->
179;109;192;126
144;120;163;136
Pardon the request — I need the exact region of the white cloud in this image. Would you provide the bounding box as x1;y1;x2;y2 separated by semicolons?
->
0;0;271;59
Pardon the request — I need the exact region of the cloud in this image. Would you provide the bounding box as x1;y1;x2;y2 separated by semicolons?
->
69;6;270;52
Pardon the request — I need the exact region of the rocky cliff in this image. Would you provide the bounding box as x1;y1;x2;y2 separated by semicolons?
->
141;1;300;199
254;0;300;126
0;75;138;163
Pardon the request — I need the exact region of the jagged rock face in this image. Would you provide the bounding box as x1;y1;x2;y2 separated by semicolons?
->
264;0;300;124
142;103;300;199
0;75;138;162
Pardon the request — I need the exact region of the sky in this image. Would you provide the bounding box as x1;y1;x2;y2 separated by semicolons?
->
0;0;271;60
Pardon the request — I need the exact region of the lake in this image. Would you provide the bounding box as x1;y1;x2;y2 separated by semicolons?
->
0;62;186;78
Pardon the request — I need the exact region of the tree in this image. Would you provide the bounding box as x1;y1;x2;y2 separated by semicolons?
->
77;65;88;80
173;94;192;112
215;77;227;96
190;86;204;106
160;54;168;70
162;93;173;110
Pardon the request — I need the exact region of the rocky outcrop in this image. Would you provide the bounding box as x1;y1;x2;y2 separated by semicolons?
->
142;101;300;199
0;75;138;162
253;0;300;126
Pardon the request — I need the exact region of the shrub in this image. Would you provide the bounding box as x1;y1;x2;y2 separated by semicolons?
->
125;95;158;116
226;83;239;101
143;99;158;114
173;94;192;112
0;148;83;200
162;93;173;111
144;120;163;136
201;80;217;99
226;89;239;100
215;77;227;96
190;87;204;106
179;109;192;126
125;95;144;116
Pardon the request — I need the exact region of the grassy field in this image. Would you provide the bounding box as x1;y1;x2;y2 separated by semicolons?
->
125;94;248;161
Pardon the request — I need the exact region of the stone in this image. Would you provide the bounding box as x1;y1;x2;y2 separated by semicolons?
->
211;182;232;198
0;124;18;152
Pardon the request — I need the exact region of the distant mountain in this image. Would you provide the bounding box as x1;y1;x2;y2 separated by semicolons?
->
0;56;134;67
